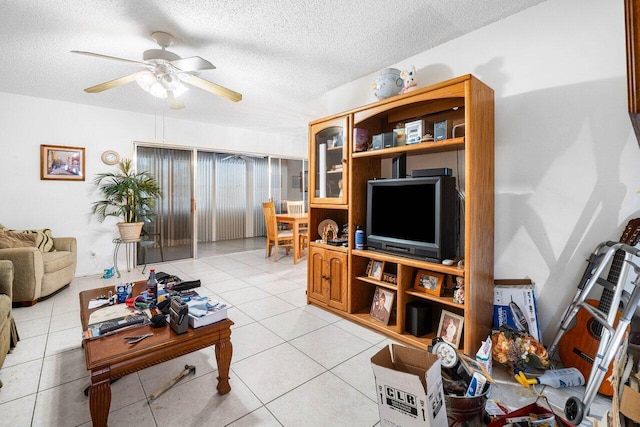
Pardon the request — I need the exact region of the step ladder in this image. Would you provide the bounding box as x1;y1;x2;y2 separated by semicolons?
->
547;241;640;424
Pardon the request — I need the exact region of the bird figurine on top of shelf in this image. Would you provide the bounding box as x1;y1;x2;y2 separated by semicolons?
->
400;65;418;94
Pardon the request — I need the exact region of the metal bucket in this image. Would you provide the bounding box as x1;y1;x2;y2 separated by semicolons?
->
444;386;490;427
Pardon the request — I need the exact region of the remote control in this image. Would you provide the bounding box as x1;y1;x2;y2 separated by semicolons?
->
98;315;146;335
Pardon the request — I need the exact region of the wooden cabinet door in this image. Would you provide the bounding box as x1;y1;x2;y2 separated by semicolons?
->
309;116;349;205
309;246;328;304
326;250;348;311
308;246;347;311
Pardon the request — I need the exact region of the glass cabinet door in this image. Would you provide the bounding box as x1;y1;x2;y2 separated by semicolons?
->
309;116;349;205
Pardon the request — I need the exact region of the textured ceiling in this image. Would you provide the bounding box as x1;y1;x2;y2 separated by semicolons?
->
0;0;545;139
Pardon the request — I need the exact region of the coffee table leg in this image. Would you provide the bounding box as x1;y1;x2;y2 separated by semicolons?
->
89;368;112;427
215;338;233;395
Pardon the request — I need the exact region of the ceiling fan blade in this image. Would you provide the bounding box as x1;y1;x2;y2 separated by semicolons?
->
170;56;215;71
166;91;185;110
71;50;148;67
181;74;242;102
84;71;148;93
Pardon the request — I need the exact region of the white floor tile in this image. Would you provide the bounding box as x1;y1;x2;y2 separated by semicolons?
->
0;358;42;404
226;406;283;427
255;278;302;295
267;371;379;427
236;295;296;321
77;399;156;427
229;322;285;362
149;371;262;427
290;324;372;369
137;348;217;397
218;286;272;306
12;299;54;323
2;334;47;368
334;318;387;345
44;326;83;357
39;347;89;391
0;393;36;427
232;342;325;403
331;346;381;402
49;310;81;333
259;308;329;341
10;316;49;339
276;287;308;307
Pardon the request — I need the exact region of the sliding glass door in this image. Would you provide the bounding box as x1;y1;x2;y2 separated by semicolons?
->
136;146;193;264
137;143;307;263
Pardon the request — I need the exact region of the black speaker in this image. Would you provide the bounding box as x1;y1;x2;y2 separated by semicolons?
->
392;153;406;179
405;301;432;337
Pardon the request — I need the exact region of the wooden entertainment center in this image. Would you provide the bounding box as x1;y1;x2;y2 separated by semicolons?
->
306;74;494;353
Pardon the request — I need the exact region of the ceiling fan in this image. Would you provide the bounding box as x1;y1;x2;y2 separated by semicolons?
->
72;31;242;110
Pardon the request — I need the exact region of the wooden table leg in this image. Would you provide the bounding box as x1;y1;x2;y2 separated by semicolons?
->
293;224;300;264
215;337;233;395
89;367;112;427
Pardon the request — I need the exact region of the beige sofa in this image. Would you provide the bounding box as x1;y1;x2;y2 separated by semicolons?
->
0;228;77;306
1;260;18;374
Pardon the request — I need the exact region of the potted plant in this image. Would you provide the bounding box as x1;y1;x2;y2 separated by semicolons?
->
91;158;162;240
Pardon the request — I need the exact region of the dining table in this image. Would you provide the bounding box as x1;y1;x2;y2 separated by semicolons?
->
275;212;309;264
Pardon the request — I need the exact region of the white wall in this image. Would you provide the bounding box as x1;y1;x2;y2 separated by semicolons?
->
322;0;640;343
0;93;305;277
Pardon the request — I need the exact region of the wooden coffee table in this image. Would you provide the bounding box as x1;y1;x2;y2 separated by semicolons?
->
79;282;233;427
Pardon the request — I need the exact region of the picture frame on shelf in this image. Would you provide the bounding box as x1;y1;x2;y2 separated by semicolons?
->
437;310;464;349
368;260;384;280
382;272;397;285
365;260;374;276
370;286;394;325
40;144;85;181
414;269;444;296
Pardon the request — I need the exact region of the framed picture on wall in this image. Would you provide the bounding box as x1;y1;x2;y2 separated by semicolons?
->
40;144;85;181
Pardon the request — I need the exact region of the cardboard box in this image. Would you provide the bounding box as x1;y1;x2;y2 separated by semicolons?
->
621;384;640;423
493;279;541;341
371;344;448;427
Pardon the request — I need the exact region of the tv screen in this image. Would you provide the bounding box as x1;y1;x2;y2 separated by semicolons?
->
366;176;457;261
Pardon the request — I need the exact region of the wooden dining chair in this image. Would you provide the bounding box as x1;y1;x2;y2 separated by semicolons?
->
262;201;294;261
285;200;309;252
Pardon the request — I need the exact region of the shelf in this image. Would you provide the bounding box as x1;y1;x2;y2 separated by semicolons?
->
309;241;348;253
405;289;464;310
352;249;464;276
350;311;397;331
356;275;397;291
352;137;464;159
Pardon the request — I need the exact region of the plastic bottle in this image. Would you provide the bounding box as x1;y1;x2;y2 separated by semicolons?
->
146;268;158;307
355;226;364;250
516;367;585;388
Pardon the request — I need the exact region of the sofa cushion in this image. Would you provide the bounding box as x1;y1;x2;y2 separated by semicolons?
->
0;229;37;249
18;229;56;252
42;250;73;273
0;294;10;324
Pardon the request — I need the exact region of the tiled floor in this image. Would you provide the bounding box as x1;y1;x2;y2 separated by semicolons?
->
1;239;612;426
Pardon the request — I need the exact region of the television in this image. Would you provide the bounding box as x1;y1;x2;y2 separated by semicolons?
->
365;176;458;262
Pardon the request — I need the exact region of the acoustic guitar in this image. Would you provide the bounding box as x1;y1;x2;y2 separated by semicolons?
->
558;218;640;396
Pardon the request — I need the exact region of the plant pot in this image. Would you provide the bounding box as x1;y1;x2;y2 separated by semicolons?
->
117;222;144;240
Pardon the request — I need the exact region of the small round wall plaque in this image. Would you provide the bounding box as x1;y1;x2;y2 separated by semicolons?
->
101;150;120;165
